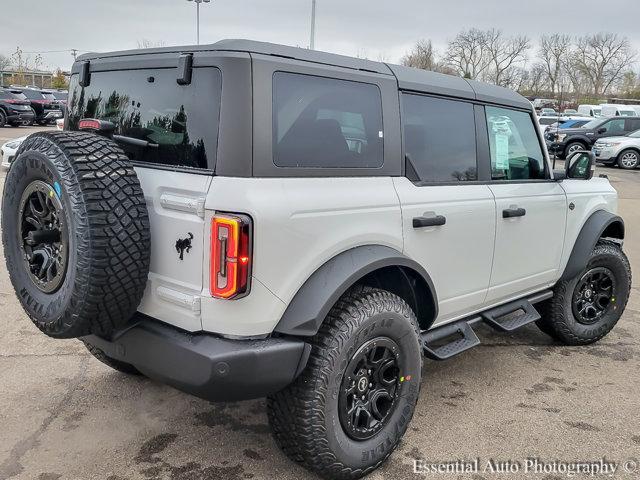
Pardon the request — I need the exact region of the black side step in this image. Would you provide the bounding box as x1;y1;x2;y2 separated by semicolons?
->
422;322;480;360
481;299;541;332
420;290;553;361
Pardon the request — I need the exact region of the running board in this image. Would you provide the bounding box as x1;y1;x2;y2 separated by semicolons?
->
421;290;552;361
481;299;541;332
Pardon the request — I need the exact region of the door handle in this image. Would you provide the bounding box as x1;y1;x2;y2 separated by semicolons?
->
413;215;446;228
502;207;526;218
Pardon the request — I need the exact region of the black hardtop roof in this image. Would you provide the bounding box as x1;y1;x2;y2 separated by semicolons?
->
76;39;531;110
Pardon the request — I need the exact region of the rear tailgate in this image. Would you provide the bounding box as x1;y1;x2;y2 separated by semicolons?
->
135;169;211;331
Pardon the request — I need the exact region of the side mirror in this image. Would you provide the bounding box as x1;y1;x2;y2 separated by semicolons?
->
566;150;595;180
597;127;607;134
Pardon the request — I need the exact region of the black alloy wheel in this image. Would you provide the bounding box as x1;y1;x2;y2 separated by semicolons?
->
18;180;68;293
338;337;402;441
572;267;616;326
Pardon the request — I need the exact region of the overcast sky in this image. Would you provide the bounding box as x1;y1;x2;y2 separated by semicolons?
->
2;0;639;71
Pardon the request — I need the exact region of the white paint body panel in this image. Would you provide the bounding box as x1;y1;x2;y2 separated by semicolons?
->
199;176;403;336
393;178;495;325
486;182;567;303
135;167;212;332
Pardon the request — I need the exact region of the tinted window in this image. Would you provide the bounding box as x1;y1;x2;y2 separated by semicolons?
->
0;90;11;99
625;118;640;132
273;72;383;168
602;119;626;134
67;68;221;170
21;89;45;100
402;94;477;183
485;106;546;180
538;117;557;125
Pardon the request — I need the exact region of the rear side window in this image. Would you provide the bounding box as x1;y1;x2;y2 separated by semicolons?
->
485;106;546;180
273;72;384;168
402;94;477;183
67;67;221;170
21;90;45;100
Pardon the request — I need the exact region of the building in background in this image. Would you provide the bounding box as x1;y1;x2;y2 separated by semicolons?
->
0;68;70;89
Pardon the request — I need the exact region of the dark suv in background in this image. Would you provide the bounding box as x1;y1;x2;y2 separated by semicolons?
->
0;88;36;127
546;116;640;158
13;88;64;125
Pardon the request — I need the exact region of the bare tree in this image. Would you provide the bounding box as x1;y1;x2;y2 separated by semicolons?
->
0;54;11;71
137;39;166;49
483;29;530;87
572;33;636;96
444;28;491;79
401;40;438;71
538;34;571;95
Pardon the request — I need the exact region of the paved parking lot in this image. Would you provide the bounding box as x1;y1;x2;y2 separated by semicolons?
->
0;125;639;480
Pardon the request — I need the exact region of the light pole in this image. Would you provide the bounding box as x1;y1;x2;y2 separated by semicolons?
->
310;0;316;50
187;0;211;45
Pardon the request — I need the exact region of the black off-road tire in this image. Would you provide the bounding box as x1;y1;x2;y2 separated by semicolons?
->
0;110;6;128
537;241;631;345
267;286;422;480
1;131;150;338
82;340;141;375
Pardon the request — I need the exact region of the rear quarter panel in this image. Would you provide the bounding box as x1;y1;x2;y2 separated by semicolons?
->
201;176;403;336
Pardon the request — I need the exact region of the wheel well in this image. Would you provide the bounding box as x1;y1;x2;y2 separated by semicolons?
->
601;220;624;241
358;266;436;331
618;147;640;158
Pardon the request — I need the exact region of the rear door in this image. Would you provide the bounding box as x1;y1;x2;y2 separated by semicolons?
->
394;94;496;324
66;63;223;331
482;106;566;304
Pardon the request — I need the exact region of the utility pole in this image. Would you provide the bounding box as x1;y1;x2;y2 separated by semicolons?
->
187;0;211;45
310;0;316;50
71;49;78;61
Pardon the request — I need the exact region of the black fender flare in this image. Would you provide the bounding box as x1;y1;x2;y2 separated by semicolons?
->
560;210;624;281
274;245;438;336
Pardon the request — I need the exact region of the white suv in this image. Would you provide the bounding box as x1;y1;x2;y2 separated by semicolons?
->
593;129;640;169
0;40;631;480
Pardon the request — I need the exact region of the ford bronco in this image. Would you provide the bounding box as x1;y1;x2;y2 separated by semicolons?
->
0;40;631;479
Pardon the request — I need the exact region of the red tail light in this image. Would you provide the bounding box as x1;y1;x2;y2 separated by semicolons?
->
210;213;252;299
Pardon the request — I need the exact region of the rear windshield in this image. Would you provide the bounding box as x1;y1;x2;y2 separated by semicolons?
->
52;91;68;100
42;93;56;101
67;67;222;170
21;89;45;100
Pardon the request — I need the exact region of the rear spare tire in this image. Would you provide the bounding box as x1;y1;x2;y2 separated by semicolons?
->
1;131;150;338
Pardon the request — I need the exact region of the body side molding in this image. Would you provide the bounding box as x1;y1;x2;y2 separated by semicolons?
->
274;245;438;336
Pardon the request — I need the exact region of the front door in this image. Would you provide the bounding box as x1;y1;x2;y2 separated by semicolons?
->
395;94;496;325
483;106;567;304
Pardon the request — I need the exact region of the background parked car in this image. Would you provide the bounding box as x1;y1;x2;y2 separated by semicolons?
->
13;88;64;125
593;129;640;169
563;108;578;115
0;88;36;127
600;104;637;117
540;107;557;116
546;116;640;158
1;135;27;170
577;104;602;117
545;117;592;133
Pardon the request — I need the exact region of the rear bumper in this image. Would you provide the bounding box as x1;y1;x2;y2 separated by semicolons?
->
6;111;35;124
82;316;310;402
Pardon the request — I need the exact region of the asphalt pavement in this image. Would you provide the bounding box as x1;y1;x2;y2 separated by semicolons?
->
0;125;639;480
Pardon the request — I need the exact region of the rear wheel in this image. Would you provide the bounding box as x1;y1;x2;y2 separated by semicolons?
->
537;241;631;345
617;149;640;170
267;286;422;479
0;110;6;128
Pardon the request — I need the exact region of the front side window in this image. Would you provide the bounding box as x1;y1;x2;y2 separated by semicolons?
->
485;106;546;180
402;94;477;183
602;119;626;134
273;72;384;168
67;68;221;169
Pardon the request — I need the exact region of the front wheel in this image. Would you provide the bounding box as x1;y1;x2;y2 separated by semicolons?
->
537;241;631;345
564;142;585;159
267;286;422;479
617;149;640;170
